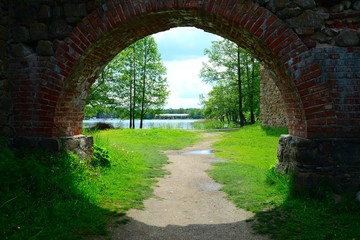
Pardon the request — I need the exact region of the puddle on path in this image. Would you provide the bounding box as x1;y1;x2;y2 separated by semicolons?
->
182;149;213;155
199;182;223;191
209;158;224;163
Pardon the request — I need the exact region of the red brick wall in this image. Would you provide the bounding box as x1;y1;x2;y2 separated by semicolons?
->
4;0;360;139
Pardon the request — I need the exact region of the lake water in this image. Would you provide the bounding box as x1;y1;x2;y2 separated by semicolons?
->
83;119;201;130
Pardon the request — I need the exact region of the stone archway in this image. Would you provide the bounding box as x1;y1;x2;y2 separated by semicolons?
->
47;1;310;139
4;0;360;193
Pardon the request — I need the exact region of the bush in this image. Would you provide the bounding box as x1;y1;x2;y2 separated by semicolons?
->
95;122;114;130
90;145;111;168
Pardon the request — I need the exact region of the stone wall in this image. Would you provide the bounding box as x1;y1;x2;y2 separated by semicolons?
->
256;0;360;48
0;0;12;138
260;65;288;128
277;135;360;194
2;0;360;140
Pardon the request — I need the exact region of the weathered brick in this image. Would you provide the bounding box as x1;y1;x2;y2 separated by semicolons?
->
1;0;360;194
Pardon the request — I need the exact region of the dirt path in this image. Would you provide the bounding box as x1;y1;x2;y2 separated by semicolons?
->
110;132;268;240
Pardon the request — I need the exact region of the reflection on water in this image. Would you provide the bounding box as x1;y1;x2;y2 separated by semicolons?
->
83;119;200;130
182;149;213;155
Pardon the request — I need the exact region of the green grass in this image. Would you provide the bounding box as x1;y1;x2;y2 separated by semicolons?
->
0;129;199;239
193;120;240;130
209;124;360;240
91;128;199;212
209;124;288;211
0;147;110;240
3;126;359;239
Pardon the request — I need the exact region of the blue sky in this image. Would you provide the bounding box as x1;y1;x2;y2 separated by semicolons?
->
153;27;220;109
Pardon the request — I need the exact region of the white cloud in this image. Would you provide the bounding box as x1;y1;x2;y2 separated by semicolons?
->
164;57;212;109
153;27;221;61
152;27;220;109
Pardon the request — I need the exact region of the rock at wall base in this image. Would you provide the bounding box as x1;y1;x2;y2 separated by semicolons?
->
277;134;360;195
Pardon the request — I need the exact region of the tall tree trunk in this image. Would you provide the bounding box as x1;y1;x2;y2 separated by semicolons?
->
129;46;137;129
237;45;245;126
132;58;136;129
129;57;134;129
250;57;255;124
140;39;148;129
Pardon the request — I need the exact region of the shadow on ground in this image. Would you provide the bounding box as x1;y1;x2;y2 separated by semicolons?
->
111;217;266;240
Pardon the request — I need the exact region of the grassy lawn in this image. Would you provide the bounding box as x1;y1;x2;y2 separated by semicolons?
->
92;128;200;212
0;129;199;240
209;124;360;240
2;125;359;240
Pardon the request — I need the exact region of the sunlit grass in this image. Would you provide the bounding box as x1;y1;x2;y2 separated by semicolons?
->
209;124;288;211
89;128;200;212
1;129;199;239
209;124;360;239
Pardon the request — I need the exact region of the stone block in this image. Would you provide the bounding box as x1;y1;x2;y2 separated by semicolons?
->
63;135;94;158
49;19;71;39
277;7;303;18
293;0;316;9
14;5;36;22
294;27;315;36
266;0;289;12
286;10;325;28
277;135;360;194
52;5;63;18
330;3;345;13
36;40;54;56
310;31;332;43
0;25;6;40
30;22;48;41
11;43;33;57
12;26;29;42
0;40;6;58
38;4;52;19
64;3;87;18
335;29;360;46
343;1;352;9
354;1;360;11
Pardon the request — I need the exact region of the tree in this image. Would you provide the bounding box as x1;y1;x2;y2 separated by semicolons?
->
85;36;169;129
137;37;168;128
200;39;260;125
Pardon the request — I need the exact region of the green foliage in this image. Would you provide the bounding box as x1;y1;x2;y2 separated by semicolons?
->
91;145;111;168
162;108;204;119
209;124;360;239
85;36;169;127
200;39;261;124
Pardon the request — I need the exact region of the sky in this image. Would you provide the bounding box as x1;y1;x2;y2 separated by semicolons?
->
152;27;221;109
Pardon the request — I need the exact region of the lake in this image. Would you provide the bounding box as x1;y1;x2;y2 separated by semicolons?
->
83;119;201;130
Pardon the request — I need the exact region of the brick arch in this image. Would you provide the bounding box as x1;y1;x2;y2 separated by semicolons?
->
41;0;330;138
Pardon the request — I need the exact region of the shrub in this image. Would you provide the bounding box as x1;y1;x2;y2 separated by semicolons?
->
90;145;111;168
95;122;114;130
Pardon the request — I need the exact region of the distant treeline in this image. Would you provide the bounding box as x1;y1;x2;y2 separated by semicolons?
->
85;108;203;120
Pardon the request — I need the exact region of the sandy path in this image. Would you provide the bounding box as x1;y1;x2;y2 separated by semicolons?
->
111;132;268;240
